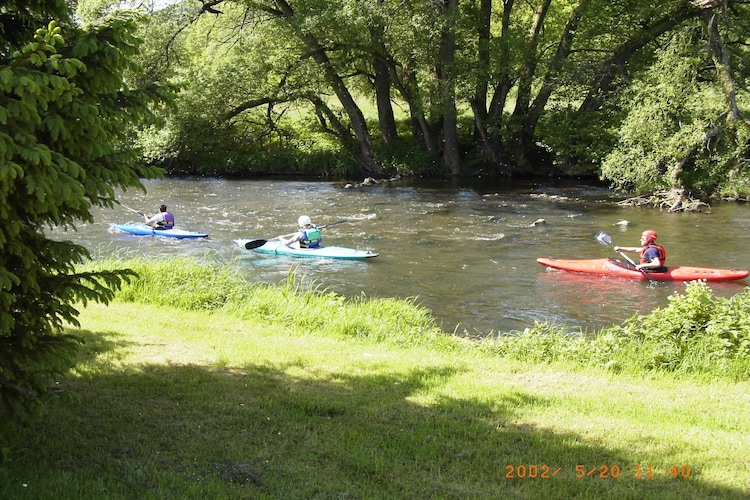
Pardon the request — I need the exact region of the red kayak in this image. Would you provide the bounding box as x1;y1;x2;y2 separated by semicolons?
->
537;257;749;282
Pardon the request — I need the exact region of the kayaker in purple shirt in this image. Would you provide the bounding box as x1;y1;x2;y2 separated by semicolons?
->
144;204;175;229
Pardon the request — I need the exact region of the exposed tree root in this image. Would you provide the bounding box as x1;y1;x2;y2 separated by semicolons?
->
616;188;711;212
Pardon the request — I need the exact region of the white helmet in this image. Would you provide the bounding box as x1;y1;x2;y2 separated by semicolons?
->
298;215;312;227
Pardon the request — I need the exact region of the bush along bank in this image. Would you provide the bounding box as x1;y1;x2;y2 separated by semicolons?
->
483;280;750;381
92;257;750;381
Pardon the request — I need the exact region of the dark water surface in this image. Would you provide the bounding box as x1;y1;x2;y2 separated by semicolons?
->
55;177;750;335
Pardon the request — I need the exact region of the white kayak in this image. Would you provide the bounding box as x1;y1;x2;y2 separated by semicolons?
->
235;239;378;260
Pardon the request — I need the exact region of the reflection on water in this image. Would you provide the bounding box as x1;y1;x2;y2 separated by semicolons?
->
54;177;750;335
534;269;666;328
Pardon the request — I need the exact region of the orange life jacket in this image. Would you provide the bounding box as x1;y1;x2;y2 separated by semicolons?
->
640;243;666;265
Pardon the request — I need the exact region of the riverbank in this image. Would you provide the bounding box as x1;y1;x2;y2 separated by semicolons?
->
1;259;748;498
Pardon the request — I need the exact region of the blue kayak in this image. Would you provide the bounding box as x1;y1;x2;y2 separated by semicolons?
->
113;223;208;239
235;239;378;260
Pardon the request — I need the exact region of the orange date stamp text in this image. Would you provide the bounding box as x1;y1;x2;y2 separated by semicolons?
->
504;464;692;479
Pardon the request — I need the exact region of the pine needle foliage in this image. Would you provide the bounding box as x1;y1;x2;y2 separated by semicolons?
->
0;3;166;418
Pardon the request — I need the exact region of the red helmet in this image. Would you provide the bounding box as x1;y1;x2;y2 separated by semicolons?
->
642;230;658;243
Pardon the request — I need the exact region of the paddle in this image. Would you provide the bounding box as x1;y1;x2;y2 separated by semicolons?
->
244;220;350;250
119;203;145;217
595;231;653;279
244;237;279;250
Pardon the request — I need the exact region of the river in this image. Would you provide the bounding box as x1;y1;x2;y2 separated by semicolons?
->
56;177;750;335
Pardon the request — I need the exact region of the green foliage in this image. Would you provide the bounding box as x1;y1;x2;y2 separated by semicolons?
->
488;322;589;364
601;29;706;192
601;26;750;196
373;136;441;177
536;106;620;173
486;281;750;380
131;2;349;175
0;5;167;418
97;257;750;380
709;120;750;200
602;282;750;377
121;0;750;186
92;255;248;311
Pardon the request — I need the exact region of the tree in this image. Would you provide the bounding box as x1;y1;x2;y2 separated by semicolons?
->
438;0;461;175
0;3;164;417
137;0;748;193
600;1;750;200
185;0;385;176
272;0;385;175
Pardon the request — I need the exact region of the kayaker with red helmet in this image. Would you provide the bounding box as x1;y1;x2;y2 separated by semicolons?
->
614;230;667;272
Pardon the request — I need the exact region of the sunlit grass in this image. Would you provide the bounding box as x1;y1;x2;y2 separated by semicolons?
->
1;258;748;498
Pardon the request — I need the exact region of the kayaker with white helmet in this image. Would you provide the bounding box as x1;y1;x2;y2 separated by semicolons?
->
278;215;322;248
614;229;667;272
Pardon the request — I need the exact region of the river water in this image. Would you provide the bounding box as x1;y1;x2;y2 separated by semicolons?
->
56;177;750;335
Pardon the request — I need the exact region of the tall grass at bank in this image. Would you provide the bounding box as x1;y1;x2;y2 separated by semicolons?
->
86;257;750;380
84;256;455;351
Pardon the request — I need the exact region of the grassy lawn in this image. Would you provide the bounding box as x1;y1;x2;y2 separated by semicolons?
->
2;298;748;499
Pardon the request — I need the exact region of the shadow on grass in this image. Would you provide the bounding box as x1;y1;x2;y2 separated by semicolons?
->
1;328;745;499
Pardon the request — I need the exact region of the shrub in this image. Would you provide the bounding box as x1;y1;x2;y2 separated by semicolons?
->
482;281;750;380
598;282;750;378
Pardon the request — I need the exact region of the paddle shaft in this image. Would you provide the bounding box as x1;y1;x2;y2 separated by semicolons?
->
244;220;351;250
614;247;638;267
120;204;145;217
318;220;349;230
596;231;654;279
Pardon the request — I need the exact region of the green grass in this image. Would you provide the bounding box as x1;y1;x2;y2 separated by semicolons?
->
1;258;748;498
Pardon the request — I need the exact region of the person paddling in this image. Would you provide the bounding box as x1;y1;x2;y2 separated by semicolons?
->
144;204;175;230
278;215;322;248
614;230;667;272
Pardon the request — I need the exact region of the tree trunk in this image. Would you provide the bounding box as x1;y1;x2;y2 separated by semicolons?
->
487;0;514;124
526;0;591;131
391;64;438;153
314;49;383;175
474;0;515;174
372;53;398;145
508;0;552;170
439;0;460;176
370;27;398;144
472;0;491;132
701;7;745;123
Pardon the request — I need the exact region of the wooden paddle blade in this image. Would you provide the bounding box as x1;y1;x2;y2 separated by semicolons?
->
244;239;267;250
